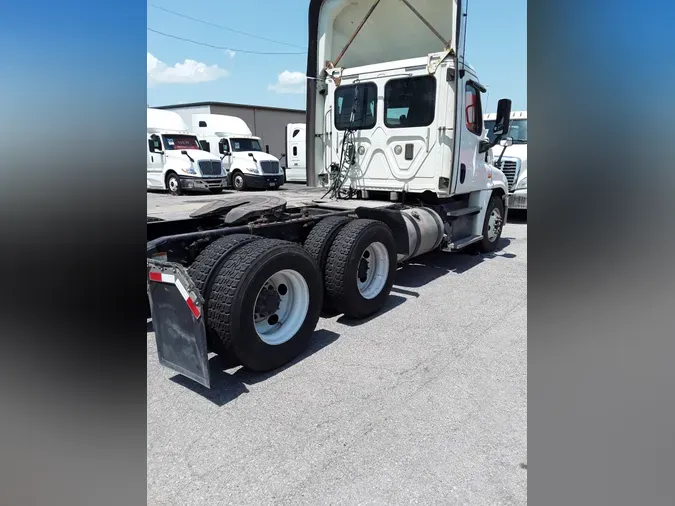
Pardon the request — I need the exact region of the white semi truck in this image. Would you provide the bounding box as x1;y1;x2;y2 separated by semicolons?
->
284;123;307;182
147;0;515;388
484;110;527;211
192;114;285;191
146;108;227;195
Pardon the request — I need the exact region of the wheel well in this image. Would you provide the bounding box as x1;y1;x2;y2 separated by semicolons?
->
492;187;506;201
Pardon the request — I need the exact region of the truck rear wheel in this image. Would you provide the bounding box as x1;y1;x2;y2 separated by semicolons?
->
187;234;261;353
303;216;352;312
206;239;323;372
324;219;397;319
304;216;352;272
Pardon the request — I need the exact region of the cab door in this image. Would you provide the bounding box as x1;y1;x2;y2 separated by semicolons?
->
219;138;232;174
147;134;165;188
452;79;485;194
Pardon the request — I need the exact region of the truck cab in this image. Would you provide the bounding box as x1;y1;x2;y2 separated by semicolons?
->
284;123;307;183
319;56;507;198
147;108;227;195
192;114;285;191
484;111;527;211
307;0;513;242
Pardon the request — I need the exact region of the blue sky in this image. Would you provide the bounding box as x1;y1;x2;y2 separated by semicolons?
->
147;0;526;112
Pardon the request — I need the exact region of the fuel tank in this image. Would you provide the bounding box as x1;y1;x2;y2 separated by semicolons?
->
398;207;445;262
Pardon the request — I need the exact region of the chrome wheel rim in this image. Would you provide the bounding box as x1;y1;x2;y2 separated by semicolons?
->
487;207;503;242
356;242;389;299
253;269;309;345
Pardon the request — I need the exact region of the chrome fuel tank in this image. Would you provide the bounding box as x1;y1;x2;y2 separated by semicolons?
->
398;207;445;262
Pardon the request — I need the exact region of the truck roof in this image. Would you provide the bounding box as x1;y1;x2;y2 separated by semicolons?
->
308;0;459;71
193;114;253;137
147;108;190;134
484;111;527;121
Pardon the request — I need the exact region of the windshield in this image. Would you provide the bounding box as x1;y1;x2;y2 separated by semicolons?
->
161;134;201;151
230;138;263;152
484;119;527;144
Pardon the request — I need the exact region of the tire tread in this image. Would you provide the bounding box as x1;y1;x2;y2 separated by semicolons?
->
303;216;352;271
324;219;396;317
187;234;260;352
206;239;320;369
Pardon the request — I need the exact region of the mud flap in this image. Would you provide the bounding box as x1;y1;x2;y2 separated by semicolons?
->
147;260;210;388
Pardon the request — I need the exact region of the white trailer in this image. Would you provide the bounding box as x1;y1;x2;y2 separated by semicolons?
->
192;113;285;191
146;108;227;195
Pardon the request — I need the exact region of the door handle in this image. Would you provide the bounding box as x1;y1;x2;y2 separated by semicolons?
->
151;156;154;162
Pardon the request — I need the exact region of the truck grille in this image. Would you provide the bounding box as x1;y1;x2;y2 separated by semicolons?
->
494;157;521;191
260;161;279;174
198;160;222;176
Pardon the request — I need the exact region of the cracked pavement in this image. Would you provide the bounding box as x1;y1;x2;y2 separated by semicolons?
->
147;187;527;505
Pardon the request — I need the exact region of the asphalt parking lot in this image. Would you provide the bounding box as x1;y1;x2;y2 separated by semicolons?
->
147;185;527;505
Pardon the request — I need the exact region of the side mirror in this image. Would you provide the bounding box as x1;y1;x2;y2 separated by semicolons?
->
218;139;230;155
148;137;162;153
491;98;512;138
499;136;513;147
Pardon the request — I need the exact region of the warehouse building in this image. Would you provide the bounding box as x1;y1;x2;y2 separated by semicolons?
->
156;102;305;163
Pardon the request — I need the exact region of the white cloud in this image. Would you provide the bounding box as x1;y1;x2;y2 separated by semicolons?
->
226;49;236;58
147;52;229;86
268;70;306;94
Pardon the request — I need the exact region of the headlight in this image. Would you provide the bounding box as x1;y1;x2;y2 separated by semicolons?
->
182;166;196;175
245;166;260;174
515;177;527;190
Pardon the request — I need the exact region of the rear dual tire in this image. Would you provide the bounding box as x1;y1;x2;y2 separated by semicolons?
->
188;236;323;372
309;218;397;319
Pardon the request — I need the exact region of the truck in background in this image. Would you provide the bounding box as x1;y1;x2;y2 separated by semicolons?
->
284;123;307;183
192;114;285;191
147;108;227;195
147;0;516;389
484;111;527;211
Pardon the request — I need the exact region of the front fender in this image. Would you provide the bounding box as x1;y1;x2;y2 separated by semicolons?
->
488;165;509;194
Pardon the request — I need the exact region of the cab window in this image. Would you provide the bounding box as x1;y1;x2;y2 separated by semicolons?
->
384;75;436;128
335;82;377;131
464;83;483;136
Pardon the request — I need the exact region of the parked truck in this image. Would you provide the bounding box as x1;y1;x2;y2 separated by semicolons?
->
192;113;285;191
484;111;527;211
146;108;228;195
147;0;513;388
